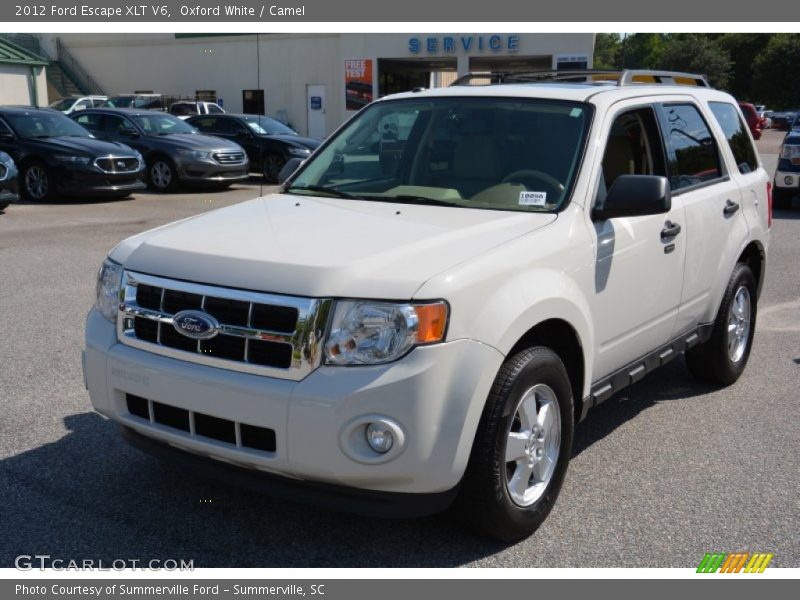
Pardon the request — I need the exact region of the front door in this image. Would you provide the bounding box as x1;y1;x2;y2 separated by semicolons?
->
306;85;326;139
588;103;687;380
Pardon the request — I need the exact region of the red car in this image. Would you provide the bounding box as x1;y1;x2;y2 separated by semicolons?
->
738;102;763;140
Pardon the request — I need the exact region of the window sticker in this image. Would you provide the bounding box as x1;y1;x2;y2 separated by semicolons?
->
519;191;547;206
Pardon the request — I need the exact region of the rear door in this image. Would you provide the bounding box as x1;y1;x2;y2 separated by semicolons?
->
655;101;750;332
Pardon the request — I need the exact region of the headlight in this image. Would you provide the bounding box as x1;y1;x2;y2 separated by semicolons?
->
177;149;211;160
780;144;800;159
95;258;123;322
288;146;312;156
324;301;448;365
54;154;91;165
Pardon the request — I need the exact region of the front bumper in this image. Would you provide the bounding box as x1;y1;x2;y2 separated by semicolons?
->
774;170;800;190
174;157;250;185
56;165;146;196
85;308;503;497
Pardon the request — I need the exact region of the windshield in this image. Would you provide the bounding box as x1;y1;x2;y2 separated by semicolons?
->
131;113;197;135
5;112;92;139
104;96;162;109
287;97;592;211
48;97;78;111
243;115;297;136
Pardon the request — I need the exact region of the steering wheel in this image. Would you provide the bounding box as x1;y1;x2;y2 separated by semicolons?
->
501;170;565;196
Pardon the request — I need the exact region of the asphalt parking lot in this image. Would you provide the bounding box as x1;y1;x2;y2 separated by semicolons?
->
1;133;798;568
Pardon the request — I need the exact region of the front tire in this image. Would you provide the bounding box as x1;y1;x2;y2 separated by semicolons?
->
457;347;574;542
148;157;178;192
262;154;285;183
22;162;53;201
686;263;757;385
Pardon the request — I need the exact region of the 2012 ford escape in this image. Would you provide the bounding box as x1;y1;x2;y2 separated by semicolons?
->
84;70;770;541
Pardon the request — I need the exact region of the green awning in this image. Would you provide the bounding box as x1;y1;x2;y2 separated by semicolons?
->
0;38;48;67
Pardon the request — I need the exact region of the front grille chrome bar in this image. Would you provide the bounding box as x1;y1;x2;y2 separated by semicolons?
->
117;270;332;381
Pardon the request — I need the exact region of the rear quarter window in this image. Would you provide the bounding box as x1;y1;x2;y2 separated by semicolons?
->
708;102;758;174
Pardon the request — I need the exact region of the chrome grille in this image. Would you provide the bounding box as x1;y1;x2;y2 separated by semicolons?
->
117;271;332;380
95;156;141;173
213;151;246;164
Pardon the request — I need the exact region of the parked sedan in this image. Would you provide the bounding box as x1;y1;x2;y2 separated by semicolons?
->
72;109;249;191
0;107;145;201
0;151;18;211
187;114;321;182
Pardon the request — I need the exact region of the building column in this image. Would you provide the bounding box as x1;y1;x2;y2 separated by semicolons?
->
456;53;470;77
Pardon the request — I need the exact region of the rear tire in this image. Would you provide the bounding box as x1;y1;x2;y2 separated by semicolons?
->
686;263;757;385
456;346;574;542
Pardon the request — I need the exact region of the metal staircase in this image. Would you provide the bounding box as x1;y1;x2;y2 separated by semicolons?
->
0;33;104;98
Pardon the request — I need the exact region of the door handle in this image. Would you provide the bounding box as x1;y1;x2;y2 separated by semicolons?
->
661;220;682;241
723;199;740;216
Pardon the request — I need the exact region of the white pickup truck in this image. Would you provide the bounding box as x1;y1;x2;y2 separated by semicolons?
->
85;70;770;541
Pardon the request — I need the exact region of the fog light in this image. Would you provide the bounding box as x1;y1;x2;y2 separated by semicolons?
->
785;175;795;186
366;422;394;453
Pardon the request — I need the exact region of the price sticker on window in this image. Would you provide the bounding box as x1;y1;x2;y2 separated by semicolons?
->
519;191;547;206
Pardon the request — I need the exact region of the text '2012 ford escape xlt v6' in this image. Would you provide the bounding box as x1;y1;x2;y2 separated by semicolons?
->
85;70;770;541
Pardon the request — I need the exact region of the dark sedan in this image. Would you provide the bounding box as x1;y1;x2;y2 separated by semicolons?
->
72;109;249;192
0;107;145;201
0;151;18;211
187;114;321;182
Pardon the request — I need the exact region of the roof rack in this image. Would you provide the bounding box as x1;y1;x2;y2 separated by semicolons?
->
451;69;710;88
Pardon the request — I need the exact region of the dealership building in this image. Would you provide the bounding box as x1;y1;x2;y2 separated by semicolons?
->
36;33;594;138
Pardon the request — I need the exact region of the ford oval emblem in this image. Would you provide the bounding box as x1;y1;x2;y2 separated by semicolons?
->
172;310;220;340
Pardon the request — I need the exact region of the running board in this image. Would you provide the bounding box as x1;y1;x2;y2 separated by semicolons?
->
581;324;713;419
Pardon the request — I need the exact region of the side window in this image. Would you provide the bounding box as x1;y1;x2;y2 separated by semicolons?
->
659;103;723;191
192;117;217;131
102;115;129;135
708;101;758;175
600;107;667;194
0;118;15;137
217;118;247;135
73;113;102;130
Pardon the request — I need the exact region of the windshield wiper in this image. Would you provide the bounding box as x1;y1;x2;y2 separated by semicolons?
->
387;195;458;207
287;185;365;200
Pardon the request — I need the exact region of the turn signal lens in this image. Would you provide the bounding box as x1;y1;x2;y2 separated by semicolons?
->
415;302;448;344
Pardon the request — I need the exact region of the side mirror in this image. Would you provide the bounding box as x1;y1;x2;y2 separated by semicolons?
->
278;157;305;184
235;130;251;140
119;127;139;138
593;175;671;220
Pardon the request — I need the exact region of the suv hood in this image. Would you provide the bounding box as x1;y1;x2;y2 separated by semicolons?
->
111;194;557;299
27;136;137;157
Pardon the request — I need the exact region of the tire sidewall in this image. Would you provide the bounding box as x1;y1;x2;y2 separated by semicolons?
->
714;264;757;382
23;162;50;201
491;354;574;534
262;154;285;183
148;157;176;192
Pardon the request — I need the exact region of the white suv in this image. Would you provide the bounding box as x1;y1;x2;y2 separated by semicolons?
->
85;70;770;541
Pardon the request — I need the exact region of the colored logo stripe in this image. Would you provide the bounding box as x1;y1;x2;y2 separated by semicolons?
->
697;552;773;573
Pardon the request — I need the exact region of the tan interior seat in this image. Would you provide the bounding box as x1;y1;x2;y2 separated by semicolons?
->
602;136;636;188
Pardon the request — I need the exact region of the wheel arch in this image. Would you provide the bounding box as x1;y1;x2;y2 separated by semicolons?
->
507;318;587;424
737;240;766;298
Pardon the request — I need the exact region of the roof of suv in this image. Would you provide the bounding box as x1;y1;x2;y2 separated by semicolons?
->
383;82;735;105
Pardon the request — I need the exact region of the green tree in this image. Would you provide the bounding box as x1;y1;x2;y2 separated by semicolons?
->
753;34;800;109
619;33;664;69
717;33;770;101
657;35;733;89
593;33;622;69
